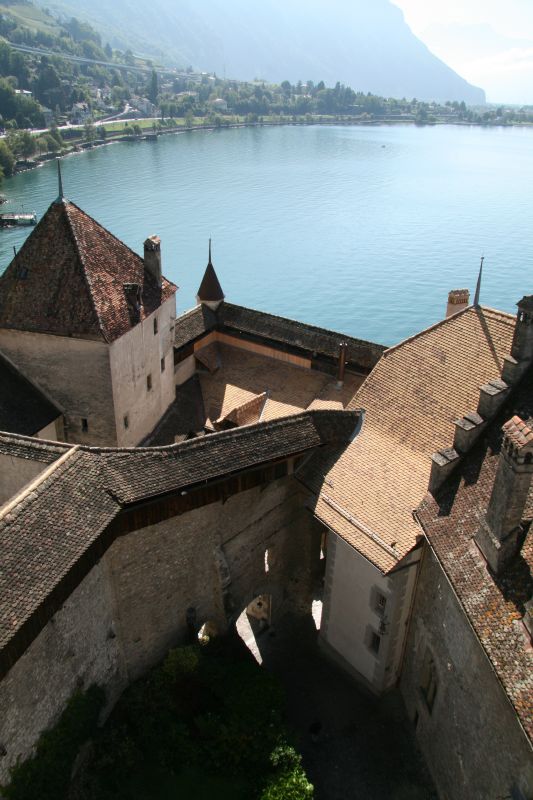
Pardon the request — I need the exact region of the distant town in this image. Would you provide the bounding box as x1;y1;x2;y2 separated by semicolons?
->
0;1;532;183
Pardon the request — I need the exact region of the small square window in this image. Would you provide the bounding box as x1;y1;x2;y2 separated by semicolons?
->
160;356;165;373
147;374;152;391
153;318;158;335
370;632;381;654
123;415;129;429
81;418;88;432
376;592;387;615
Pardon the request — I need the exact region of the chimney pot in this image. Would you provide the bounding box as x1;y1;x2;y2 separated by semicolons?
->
446;289;470;318
144;235;162;288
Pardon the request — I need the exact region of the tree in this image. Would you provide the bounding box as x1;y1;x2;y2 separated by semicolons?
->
83;119;96;142
0;139;15;176
147;69;158;105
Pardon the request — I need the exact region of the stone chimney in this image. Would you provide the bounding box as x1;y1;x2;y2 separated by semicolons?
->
446;289;470;318
511;296;533;362
475;416;533;574
144;235;162;288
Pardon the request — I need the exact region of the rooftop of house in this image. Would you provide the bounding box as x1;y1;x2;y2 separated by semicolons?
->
0;198;176;343
417;365;533;746
299;305;516;573
0;408;358;679
0;353;61;437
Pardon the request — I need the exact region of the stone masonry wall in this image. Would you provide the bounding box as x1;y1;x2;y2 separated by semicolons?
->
401;547;533;800
0;475;321;782
107;475;321;682
0;560;126;785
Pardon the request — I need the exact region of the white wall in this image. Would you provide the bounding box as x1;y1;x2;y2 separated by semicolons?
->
320;532;419;693
0;328;115;446
36;418;61;441
0;453;48;507
109;294;176;447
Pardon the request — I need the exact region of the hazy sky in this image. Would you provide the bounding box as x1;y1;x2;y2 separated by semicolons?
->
393;0;533;103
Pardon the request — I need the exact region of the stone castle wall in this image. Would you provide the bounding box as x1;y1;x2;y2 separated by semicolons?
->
0;475;321;783
401;547;533;800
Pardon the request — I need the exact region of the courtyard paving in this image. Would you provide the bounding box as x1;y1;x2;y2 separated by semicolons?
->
240;607;437;800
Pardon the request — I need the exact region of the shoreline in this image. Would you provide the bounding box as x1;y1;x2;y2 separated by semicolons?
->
18;115;533;174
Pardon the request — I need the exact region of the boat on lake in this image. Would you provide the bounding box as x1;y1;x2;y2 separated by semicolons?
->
0;211;37;227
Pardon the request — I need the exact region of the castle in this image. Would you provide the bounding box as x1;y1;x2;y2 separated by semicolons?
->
0;177;531;799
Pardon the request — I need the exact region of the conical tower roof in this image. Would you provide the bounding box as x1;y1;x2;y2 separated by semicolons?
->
197;240;224;304
0;198;176;342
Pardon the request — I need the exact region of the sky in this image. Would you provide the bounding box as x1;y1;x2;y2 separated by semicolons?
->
393;0;533;104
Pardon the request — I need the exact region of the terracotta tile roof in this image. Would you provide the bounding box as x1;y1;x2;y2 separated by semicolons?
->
417;366;533;745
104;409;359;505
198;343;363;425
299;306;516;573
0;200;176;343
0;409;359;676
215;392;267;428
0;353;60;436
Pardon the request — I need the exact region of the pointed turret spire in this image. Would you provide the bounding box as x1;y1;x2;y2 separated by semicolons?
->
56;158;64;203
473;255;484;307
196;239;225;310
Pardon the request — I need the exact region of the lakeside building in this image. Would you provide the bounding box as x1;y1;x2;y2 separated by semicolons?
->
0;184;531;799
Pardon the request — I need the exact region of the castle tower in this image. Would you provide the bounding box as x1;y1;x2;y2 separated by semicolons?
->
196;239;225;311
0;190;177;446
475;415;533;574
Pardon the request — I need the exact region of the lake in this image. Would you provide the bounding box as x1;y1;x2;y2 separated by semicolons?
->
0;123;531;345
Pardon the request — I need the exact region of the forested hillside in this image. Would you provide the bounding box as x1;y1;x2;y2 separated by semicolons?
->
37;0;485;104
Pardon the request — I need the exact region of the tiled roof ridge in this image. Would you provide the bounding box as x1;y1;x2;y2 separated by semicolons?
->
382;305;514;359
61;201;108;341
221;301;383;349
0;430;70;452
76;407;361;456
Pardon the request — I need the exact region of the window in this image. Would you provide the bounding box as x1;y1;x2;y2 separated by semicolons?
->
420;649;438;713
369;631;381;655
146;374;152;391
153;317;158;335
123;415;129;429
160;356;165;373
81;418;88;432
375;592;387;616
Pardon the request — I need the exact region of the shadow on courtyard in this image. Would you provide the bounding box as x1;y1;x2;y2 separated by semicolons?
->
235;596;437;800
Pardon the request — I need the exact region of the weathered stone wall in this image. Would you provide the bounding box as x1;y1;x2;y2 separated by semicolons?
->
0;475;321;781
0;560;126;784
0;329;116;446
401;547;533;800
107;475;321;681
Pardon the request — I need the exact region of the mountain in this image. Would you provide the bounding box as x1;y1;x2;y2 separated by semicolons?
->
37;0;486;104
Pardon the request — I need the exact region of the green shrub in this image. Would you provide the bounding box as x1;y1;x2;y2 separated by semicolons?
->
2;684;105;800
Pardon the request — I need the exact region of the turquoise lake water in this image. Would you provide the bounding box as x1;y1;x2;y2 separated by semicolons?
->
0;124;532;345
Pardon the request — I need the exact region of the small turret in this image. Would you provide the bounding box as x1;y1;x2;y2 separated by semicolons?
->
196;239;225;311
511;295;533;363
